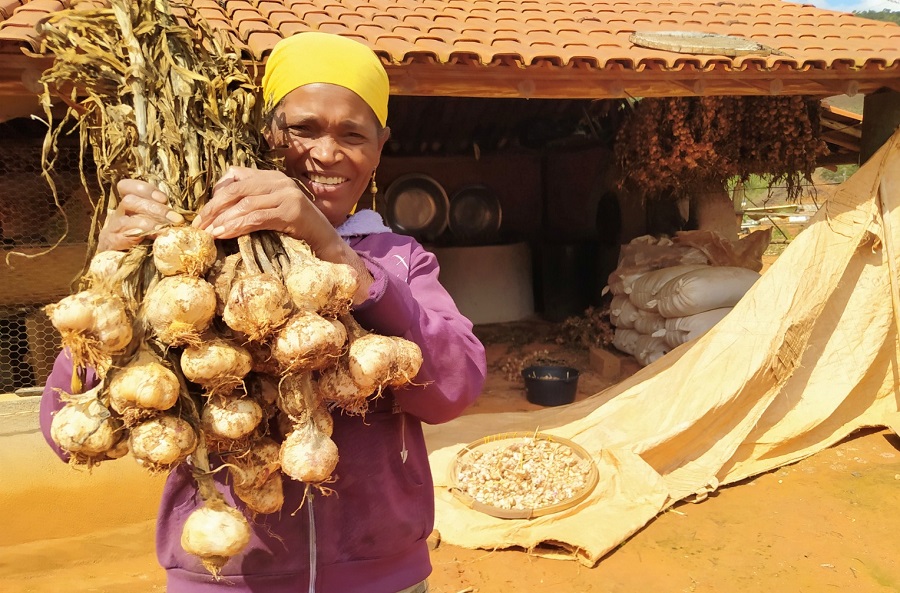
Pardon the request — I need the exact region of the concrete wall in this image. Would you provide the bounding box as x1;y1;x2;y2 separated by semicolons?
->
0;396;165;546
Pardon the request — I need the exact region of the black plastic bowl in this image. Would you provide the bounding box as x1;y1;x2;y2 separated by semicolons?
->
521;365;580;407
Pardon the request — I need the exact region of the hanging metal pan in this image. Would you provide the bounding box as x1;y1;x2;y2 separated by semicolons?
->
384;173;449;242
448;184;502;245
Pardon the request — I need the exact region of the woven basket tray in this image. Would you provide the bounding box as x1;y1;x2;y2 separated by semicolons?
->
448;431;599;520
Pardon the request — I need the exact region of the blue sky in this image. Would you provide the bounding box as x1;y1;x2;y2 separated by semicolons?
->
802;0;899;11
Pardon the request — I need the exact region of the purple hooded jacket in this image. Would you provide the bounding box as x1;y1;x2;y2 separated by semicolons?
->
40;227;487;593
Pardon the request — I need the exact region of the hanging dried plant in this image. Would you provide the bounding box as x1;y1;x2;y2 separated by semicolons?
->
613;95;828;202
32;0;270;253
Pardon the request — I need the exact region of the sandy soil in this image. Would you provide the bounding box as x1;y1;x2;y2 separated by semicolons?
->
3;318;900;593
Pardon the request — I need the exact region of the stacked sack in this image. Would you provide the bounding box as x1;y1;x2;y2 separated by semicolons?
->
607;229;771;366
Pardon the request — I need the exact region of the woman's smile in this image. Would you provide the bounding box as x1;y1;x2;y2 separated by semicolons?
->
306;173;349;186
270;83;389;225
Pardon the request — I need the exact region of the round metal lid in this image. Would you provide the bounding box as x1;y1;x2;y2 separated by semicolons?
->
384;173;449;242
448;184;502;244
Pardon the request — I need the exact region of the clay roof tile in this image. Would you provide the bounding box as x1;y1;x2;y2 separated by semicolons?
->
354;22;387;38
0;0;23;21
245;29;282;59
16;0;60;14
371;13;400;27
278;21;312;37
265;10;303;28
372;34;423;62
336;11;366;28
316;22;351;35
0;21;37;46
232;8;264;24
400;13;432;30
237;17;268;37
301;11;336;27
0;0;897;94
409;35;457;62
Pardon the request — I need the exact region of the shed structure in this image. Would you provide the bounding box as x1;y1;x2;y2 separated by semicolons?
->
0;0;898;390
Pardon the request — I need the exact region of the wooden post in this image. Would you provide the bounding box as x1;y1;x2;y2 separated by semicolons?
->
861;90;900;164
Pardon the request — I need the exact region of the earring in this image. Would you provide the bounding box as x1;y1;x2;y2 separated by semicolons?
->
370;171;378;210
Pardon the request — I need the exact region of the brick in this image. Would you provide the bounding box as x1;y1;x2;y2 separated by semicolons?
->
589;346;621;379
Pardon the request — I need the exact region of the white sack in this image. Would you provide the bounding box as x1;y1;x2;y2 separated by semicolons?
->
663;315;725;347
606;269;646;296
628;264;708;311
614;329;670;366
656;266;760;317
634;334;670;367
632;309;667;336
664;329;689;348
617;235;708;269
610;294;641;329
612;328;641;355
605;235;707;295
665;307;733;333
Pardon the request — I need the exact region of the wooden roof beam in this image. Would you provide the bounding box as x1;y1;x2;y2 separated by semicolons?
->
740;79;785;95
821;117;862;139
385;62;900;100
816;152;859;167
821;132;861;152
1;51;897;105
814;79;862;98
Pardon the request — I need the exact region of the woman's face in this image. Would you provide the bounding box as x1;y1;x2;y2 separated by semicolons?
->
267;83;389;226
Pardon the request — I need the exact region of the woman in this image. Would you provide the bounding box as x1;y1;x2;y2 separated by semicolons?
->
40;32;487;593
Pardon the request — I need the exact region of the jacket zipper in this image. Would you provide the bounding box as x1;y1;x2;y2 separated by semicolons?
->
307;492;317;593
400;413;408;463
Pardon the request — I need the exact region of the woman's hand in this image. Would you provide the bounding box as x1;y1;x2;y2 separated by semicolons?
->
194;167;373;304
193;167;338;254
98;179;184;252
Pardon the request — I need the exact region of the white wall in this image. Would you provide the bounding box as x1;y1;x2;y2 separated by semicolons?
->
0;396;165;546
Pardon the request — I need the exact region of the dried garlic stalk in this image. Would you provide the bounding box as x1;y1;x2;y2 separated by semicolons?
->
35;0;270;252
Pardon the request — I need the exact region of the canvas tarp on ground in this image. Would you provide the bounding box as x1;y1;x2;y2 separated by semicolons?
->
424;131;900;567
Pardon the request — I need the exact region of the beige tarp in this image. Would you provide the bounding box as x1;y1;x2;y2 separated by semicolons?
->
424;131;900;566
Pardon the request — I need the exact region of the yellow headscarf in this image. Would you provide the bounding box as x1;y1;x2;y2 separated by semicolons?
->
262;32;389;127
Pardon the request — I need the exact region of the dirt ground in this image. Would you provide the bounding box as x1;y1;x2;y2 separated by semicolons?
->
3;316;900;593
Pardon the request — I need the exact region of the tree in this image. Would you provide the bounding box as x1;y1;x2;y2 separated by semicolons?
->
853;9;900;24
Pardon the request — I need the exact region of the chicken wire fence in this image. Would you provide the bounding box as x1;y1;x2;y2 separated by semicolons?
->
0;133;96;393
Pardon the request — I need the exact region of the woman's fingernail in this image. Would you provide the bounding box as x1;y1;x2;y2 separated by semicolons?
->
123;228;144;237
193;214;202;225
166;211;185;223
211;225;226;237
150;190;169;203
154;223;168;231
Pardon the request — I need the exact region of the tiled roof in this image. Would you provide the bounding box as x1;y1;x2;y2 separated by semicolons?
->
1;0;899;100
